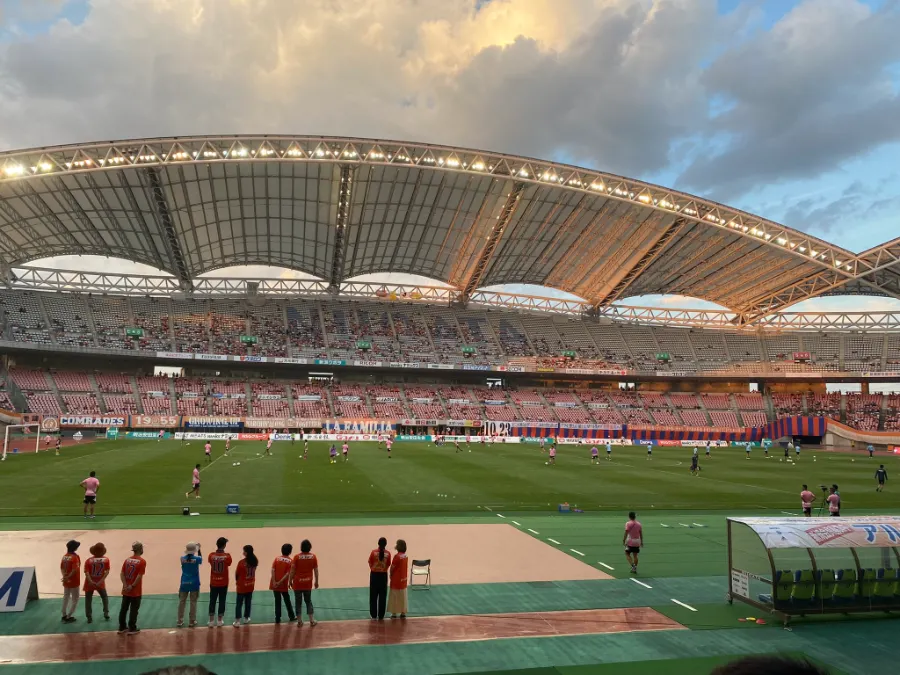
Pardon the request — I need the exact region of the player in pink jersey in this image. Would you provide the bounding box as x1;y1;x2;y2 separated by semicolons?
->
186;464;201;499
265;437;273;457
590;446;599;464
386;437;393;459
225;437;231;455
547;445;556;465
623;512;643;574
342;442;349;462
80;471;100;519
204;442;212;463
800;484;816;517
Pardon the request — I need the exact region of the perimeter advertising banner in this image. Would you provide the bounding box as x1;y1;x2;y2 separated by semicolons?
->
59;416;127;428
732;517;900;549
323;419;395;433
184;416;243;428
243;418;322;429
129;415;182;429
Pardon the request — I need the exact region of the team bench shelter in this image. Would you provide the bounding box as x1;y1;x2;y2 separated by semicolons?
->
726;516;900;626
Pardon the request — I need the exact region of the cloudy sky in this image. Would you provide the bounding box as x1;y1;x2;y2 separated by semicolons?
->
1;0;899;312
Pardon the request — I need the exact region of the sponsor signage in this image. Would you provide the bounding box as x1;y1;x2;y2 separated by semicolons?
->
731;516;900;549
411;397;433;404
130;415;181;429
448;399;471;405
862;372;895;378
338;395;361;402
462;364;490;371
461;346;476;355
0;568;38;613
656;371;687;377
181;391;199;398
126;431;170;439
269;433;292;441
175;432;230;441
156;351;195;360
588;402;609;409
427;363;454;370
389;362;419;369
446;420;482;428
196;354;229;361
270;357;308;365
356;340;372;350
257;394;283;400
565;368;594;375
595;369;629;376
536;367;555;373
484;400;506;405
785;372;822;378
520;400;543;407
376;396;398;403
297;394;322;401
505;366;525;373
184;416;242;428
238;433;269;441
562;350;577;358
146;391;166;398
125;327;144;337
240;335;258;345
60;416;126;428
315;359;346;366
397;435;431;441
40;417;60;432
554;402;576;408
238;355;264;362
656;352;670;361
793;352;811;361
353;360;382;368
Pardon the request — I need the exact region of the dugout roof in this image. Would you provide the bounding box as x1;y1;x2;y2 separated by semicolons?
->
1;135;899;323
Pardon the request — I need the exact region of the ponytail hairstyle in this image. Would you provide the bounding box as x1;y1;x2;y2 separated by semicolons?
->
243;544;258;570
378;537;387;561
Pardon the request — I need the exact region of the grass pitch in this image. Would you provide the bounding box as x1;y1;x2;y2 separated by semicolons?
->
0;439;896;517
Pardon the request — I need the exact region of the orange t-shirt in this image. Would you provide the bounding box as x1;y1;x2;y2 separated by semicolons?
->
290;553;318;591
83;556;110;591
270;555;292;591
235;559;257;594
368;549;391;573
61;553;81;589
121;555;146;597
208;551;233;588
389;552;409;590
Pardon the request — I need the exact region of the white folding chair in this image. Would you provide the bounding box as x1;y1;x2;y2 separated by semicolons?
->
410;559;431;589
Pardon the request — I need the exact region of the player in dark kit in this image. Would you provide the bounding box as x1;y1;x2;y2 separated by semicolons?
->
875;465;888;492
690;454;701;476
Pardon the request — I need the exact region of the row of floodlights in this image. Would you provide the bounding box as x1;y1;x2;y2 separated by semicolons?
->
0;148;853;270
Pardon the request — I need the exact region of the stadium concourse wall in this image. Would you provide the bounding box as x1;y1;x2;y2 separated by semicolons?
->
824;419;900;448
37;414;826;444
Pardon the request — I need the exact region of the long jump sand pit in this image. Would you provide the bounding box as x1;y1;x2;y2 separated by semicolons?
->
0;523;611;595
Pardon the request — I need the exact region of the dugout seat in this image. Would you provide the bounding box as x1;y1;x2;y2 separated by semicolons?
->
816;569;835;603
875;568;899;603
859;568;877;600
410;559;431;590
773;569;794;608
791;570;816;604
833;568;858;603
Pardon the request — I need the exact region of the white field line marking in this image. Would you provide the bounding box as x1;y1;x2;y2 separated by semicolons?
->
781;511;800;516
678;523;691;528
199;453;230;473
631;578;652;589
511;521;521;526
597;562;614;570
691;523;707;528
660;524;670;528
548;538;561;545
483;506;493;512
528;529;540;535
570;549;585;556
497;514;506;519
671;599;697;611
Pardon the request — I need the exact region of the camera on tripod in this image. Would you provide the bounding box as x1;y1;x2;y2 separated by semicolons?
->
819;484;829;491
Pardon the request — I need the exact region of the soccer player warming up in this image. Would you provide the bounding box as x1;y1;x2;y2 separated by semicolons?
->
591;446;599;464
265;437;273;457
547;444;557;465
690;451;701;476
386;436;393;458
606;441;612;460
827;486;841;517
291;539;319;626
80;471;100;519
186;464;201;499
875;465;888;492
329;444;338;464
342;442;349;462
204;441;212;463
800;485;816;517
623;512;643;574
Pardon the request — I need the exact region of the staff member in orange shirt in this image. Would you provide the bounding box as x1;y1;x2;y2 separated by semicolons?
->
270;543;296;624
118;541;146;635
207;537;233;627
367;537;391;620
290;539;319;626
60;540;81;623
387;539;409;620
83;542;110;623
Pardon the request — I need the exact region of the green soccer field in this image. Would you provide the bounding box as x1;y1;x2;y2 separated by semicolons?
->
0;438;897;517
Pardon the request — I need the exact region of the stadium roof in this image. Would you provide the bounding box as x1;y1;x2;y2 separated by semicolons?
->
0;135;899;324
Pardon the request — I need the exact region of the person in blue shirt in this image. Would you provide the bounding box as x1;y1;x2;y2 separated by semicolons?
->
868;444;875;458
177;542;202;628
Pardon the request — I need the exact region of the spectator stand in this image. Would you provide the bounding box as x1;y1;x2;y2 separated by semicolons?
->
727;516;900;627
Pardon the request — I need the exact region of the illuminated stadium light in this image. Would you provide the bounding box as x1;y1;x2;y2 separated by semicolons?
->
39;162;53;172
518;168;529;177
286;148;303;157
3;164;25;176
777;237;787;245
170;151;190;160
590;182;605;191
472;161;485;171
446;158;460;167
368;151;385;159
342;150;358;158
638;194;651;203
203;151;219;158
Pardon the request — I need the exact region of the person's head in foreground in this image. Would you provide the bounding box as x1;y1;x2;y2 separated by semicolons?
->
243;545;258;567
628;511;636;521
66;540;80;554
711;655;831;675
396;539;407;553
90;543;106;557
377;537;387;560
300;539;312;554
132;541;144;556
281;543;292;556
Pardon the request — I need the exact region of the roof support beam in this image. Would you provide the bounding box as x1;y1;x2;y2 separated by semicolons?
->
329;165;355;290
451;181;526;303
738;270;852;324
143;167;192;291
592;217;688;307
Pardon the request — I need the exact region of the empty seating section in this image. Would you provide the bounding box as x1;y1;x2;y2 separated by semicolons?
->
702;393;731;409
886;335;900;372
622;408;652;424
404;386;446;419
490;316;531;356
802;335;841;370
248;304;287;357
424;309;472;364
740;411;768;427
680;410;709;426
211;380;244;395
772;393;804;417
213;397;247;416
885;395;900;431
619;326;659;369
177;397;209;415
809;393;841;420
845;393;881;431
3;291;52;345
639;393;668;408
734;393;764;410
457;312;503;362
650;409;681;425
252;398;290;417
369;385;405;418
591;408;625;424
171;300;210;354
52;371;93;391
96;373;132;392
709;411;739;427
322;305;355;357
137;376;171;394
586;326;632;365
472;388;516;421
90;297;131;350
63;394;101;414
175;378;205;394
141;396;172;414
0;389;13;410
845;336;883;372
292;385;330;418
764;334;800;361
43;294;95;348
690;332;729;364
654;329;695;368
542;390;590;423
130;298;173;352
209;302;247;356
27;393;63;415
550;319;599;360
104;394;138;414
332;384;370;417
10;369;50;390
520;317;563;357
286;302;326;357
391;308;434;361
608;391;640;408
669;393;700;408
354;305;398;360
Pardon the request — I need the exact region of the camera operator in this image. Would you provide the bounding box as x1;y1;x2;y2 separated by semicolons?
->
826;485;841;517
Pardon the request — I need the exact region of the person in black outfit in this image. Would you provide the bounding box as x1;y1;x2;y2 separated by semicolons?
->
367;537;391;620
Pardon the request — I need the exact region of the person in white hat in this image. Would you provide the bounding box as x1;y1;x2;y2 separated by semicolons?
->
177;542;202;628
